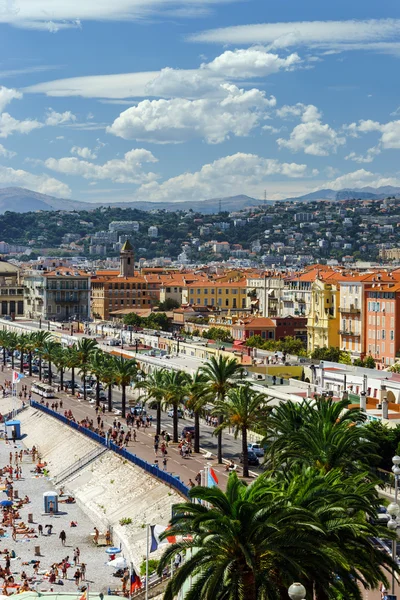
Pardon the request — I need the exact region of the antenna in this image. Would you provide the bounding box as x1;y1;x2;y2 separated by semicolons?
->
219;198;222;213
264;190;267;209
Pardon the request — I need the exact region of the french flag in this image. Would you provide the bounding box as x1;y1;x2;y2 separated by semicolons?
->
207;467;219;488
150;525;176;553
130;568;142;593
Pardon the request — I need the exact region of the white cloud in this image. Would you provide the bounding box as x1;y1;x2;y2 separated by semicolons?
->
203;48;301;78
277;104;345;156
70;146;97;160
44;149;158;184
107;84;276;144
45;109;77;126
189;18;400;50
0;113;42;138
345;146;381;163
0;144;16;158
0;165;71;197
0;86;22;112
325;169;400;191
134;152;313;202
0;0;235;30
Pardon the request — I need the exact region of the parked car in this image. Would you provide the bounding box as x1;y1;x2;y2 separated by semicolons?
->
131;405;146;415
247;443;265;457
77;385;93;394
182;425;195;438
106;339;121;346
239;451;259;466
368;505;390;525
168;408;183;418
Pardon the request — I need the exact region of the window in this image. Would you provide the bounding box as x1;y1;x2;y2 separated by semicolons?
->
390;330;395;340
57;305;61;314
204;289;208;294
204;298;208;305
218;289;222;295
382;330;386;339
368;315;371;325
218;298;222;306
225;299;229;306
190;289;194;295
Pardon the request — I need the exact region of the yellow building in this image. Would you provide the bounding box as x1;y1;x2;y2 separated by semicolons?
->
182;278;248;312
307;277;340;353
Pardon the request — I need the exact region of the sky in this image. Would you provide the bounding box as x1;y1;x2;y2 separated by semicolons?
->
0;0;400;204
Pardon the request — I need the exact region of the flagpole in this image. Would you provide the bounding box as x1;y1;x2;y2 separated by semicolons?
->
129;562;133;600
145;524;149;600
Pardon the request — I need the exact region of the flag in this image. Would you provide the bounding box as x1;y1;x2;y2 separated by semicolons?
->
207;467;219;488
130;568;142;593
150;524;176;553
79;590;87;600
12;371;24;383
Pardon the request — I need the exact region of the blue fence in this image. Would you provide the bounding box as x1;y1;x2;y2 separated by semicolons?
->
30;400;189;498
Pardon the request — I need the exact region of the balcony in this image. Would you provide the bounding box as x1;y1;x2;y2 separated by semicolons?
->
339;305;360;314
339;329;361;337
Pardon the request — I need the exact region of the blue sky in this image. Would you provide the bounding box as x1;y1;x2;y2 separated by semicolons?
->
0;0;400;203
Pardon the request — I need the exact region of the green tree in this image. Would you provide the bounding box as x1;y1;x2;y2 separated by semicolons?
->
364;355;376;369
65;345;79;396
16;333;30;374
158;299;180;311
215;384;267;477
160;370;190;443
387;362;400;373
123;313;142;328
138;369;166;435
185;371;211;453
89;349;107;406
112;356;138;418
200;356;242;463
40;340;60;385
99;354;117;413
310;347;341;362
6;331;18;371
202;327;233;343
75;337;98;400
33;331;52;381
338;351;352;365
52;345;68;389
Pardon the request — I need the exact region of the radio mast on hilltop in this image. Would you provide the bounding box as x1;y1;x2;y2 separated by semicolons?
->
264;190;267;209
218;198;222;213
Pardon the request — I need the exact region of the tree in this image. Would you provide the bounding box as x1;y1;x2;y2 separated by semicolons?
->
158;299;180;311
52;345;68;389
6;331;18;371
339;351;352;365
160;370;190;443
185;371;211;453
65;345;79;396
388;362;400;373
16;333;30;374
89;349;106;407
138;369;166;435
75;337;98;400
202;327;233;343
99;354;117;413
263;396;377;475
200;356;242;464
25;332;38;377
123;313;142;328
40;340;60;385
215;384;267;477
145;312;170;331
112;356;138;418
33;331;52;381
364;355;376;369
310;347;341;362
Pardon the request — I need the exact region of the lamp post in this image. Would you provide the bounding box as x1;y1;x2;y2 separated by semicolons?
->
387;454;400;594
288;582;306;600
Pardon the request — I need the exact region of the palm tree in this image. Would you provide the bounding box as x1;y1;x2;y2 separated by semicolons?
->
185;371;211;453
65;345;79;396
112;356;137;418
52;345;68;389
200;355;242;463
33;331;52;381
138;368;166;435
263;396;376;475
0;330;9;366
16;333;29;374
215;384;268;477
100;355;117;413
75;337;98;400
89;349;106;407
6;331;18;371
160;370;190;443
40;340;60;385
25;332;37;377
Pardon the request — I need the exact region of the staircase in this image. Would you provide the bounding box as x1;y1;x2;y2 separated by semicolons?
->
55;446;108;485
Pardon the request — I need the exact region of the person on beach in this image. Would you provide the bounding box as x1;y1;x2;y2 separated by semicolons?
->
59;530;66;546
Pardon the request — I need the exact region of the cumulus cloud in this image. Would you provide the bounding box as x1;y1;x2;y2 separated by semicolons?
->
134;152;313;202
44;149;158;184
0;113;42;138
277;104;345;156
45;109;77;126
346;118;400;150
204;48;301;78
0;144;16;158
325;168;400;190
0;86;22;112
345;146;381;163
0;165;71;197
107;84;276;144
70;146;97;160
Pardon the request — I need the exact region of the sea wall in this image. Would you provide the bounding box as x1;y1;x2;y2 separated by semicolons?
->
18;408;181;567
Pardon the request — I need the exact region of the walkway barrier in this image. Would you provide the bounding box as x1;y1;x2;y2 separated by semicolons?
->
30;400;190;498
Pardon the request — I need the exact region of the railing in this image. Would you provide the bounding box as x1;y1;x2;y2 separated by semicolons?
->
30;401;189;498
55;445;108;485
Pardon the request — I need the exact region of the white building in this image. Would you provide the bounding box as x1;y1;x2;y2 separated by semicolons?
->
148;226;158;238
109;221;140;233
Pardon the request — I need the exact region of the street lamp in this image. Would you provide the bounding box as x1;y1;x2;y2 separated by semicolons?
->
288;583;306;600
387;455;400;594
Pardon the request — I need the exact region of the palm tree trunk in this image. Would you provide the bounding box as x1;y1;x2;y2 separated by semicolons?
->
71;367;75;396
194;411;200;453
173;404;178;443
96;379;100;407
83;369;87;401
108;386;112;412
242;426;249;478
122;385;126;418
217;415;223;463
28;351;32;377
38;357;42;381
11;351;14;371
60;367;64;389
20;349;23;373
48;360;52;385
2;347;5;366
156;401;161;436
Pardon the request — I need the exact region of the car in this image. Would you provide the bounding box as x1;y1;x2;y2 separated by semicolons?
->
65;382;80;390
107;339;121;346
2;316;11;321
131;405;147;415
247;443;265;457
168;408;183;418
239;451;260;467
77;385;93;394
181;425;195;438
368;505;390;525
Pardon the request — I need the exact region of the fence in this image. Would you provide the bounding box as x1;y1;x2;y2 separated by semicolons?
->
30;400;190;498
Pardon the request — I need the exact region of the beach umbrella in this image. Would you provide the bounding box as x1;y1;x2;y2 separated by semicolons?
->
105;547;121;555
0;500;13;507
107;557;127;569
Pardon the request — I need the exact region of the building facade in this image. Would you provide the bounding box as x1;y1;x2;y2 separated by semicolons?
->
0;262;24;318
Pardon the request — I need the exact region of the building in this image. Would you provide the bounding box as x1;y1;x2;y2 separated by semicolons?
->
109;221;140;233
231;316;307;343
307;277;340;353
0;261;24;318
91;240;153;320
364;282;400;366
148;226;158;238
24;267;90;322
182;278;248;311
